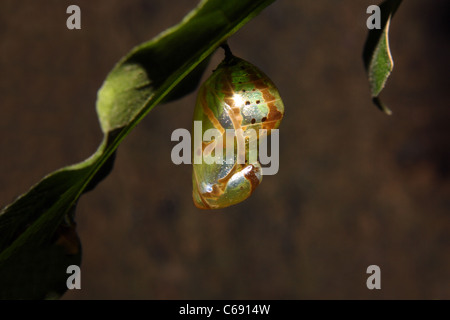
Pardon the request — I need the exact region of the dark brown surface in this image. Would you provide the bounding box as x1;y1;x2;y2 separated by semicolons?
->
0;0;449;299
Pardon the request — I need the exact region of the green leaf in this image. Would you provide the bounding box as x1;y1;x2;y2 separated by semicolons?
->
0;221;81;299
0;0;275;299
160;56;212;104
363;0;402;114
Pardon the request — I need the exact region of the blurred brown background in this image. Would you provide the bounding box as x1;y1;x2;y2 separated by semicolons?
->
0;0;449;299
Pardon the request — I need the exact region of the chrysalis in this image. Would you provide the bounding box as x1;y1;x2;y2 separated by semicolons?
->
192;46;284;209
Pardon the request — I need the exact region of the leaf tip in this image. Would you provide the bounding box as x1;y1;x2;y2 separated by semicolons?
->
372;97;392;115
